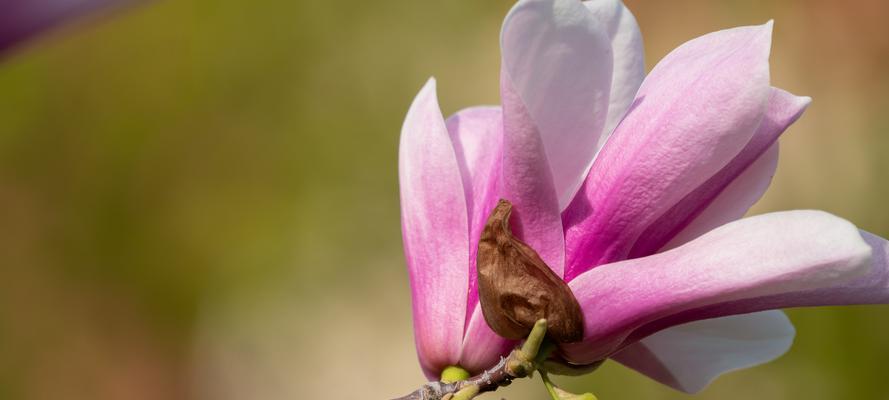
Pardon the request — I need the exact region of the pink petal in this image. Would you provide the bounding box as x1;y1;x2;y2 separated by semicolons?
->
444;106;504;328
399;79;470;379
562;23;774;281
614;311;794;393
561;210;871;364
658;143;779;252
762;230;889;305
501;0;614;209
627;230;889;340
500;67;566;275
446;107;517;373
582;0;646;139
459;306;516;374
629;88;811;257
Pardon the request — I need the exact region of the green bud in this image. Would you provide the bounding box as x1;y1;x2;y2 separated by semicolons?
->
440;365;470;383
451;384;479;400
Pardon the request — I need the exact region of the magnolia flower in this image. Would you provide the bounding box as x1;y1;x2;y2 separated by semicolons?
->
0;0;133;56
398;0;889;394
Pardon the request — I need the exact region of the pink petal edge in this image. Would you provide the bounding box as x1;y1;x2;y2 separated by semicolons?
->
562;22;775;280
563;210;871;364
399;78;471;378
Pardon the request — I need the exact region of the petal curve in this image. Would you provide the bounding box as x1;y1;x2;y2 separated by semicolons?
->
500;67;566;275
613;311;795;393
399;79;470;378
459;306;516;374
562;210;871;364
563;23;774;281
626;230;889;342
582;0;646;141
501;0;614;210
445;106;504;326
631;87;811;256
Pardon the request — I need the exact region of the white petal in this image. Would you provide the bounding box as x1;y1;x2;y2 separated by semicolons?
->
583;0;646;140
614;311;795;393
501;0;614;209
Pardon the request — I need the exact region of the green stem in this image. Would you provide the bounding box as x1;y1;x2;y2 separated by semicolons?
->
520;319;548;359
451;384;479;400
540;370;562;400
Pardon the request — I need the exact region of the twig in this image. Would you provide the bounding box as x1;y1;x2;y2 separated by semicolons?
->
390;320;548;400
389;349;522;400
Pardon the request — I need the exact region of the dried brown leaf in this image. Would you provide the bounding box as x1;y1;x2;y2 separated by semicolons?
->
476;199;584;343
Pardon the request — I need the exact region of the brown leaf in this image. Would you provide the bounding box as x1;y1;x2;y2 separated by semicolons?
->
476;199;584;343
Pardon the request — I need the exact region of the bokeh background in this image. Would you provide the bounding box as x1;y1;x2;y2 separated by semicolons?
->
0;1;887;399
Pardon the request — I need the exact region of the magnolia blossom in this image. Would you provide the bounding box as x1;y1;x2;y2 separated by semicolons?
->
0;0;133;55
399;0;889;393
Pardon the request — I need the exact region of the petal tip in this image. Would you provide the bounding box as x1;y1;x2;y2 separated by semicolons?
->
769;87;812;125
760;20;775;54
756;20;775;41
809;210;874;278
421;76;438;95
852;233;876;273
797;95;813;108
406;77;441;118
746;20;775;62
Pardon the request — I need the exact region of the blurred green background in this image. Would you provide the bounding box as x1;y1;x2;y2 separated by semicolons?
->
0;1;887;399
